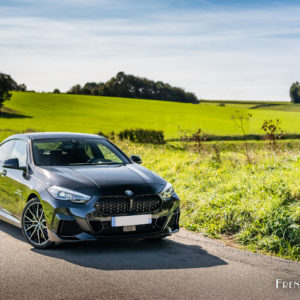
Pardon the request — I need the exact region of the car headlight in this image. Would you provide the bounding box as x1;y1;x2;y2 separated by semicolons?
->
159;182;175;200
47;186;91;204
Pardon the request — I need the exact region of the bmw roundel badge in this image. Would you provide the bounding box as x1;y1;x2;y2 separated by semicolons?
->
125;190;134;197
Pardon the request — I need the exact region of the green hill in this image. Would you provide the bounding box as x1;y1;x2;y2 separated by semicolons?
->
1;92;300;141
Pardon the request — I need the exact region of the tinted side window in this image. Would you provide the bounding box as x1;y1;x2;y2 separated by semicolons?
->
9;140;27;168
0;141;14;164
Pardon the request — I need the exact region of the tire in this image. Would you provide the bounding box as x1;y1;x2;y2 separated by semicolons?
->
21;198;54;249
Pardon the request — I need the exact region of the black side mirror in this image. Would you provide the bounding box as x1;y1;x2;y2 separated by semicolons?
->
3;158;26;171
130;155;142;164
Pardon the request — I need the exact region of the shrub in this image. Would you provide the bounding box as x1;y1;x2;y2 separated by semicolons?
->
97;131;116;140
118;129;165;144
261;119;284;151
178;127;207;152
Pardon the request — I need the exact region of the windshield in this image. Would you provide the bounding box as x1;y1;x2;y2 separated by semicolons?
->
32;138;129;166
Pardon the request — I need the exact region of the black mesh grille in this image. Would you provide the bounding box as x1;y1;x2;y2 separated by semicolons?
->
58;220;81;237
95;197;130;215
133;195;161;213
95;195;161;215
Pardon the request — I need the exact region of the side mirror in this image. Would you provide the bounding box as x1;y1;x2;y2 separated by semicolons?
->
130;155;142;164
3;158;26;171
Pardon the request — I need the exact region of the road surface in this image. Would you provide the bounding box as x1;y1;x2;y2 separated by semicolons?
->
0;220;299;300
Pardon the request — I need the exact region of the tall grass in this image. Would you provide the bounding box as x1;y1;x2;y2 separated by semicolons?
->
119;140;300;261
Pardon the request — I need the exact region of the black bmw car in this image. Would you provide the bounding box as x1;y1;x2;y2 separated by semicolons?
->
0;132;180;249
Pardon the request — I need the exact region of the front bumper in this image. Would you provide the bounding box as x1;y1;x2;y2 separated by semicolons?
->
40;190;180;243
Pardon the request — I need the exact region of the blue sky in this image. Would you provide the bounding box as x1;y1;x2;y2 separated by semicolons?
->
1;0;300;100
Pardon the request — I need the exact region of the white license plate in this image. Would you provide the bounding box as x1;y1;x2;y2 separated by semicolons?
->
112;214;152;227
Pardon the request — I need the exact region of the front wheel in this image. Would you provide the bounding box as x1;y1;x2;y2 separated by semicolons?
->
21;198;54;249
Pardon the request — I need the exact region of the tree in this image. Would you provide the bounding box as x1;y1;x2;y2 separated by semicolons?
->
290;81;300;103
15;83;27;91
53;88;61;94
67;84;82;94
0;72;18;109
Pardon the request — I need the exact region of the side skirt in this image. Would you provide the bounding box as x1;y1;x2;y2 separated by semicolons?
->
0;209;22;228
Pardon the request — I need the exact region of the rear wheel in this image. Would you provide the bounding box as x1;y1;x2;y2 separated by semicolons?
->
21;198;53;249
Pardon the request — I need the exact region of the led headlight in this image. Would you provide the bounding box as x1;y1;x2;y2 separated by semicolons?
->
47;186;91;204
159;182;175;200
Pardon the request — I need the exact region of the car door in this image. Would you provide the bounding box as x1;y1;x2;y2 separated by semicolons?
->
0;140;15;214
0;139;28;220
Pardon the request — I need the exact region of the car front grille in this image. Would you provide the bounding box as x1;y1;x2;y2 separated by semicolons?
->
95;195;161;215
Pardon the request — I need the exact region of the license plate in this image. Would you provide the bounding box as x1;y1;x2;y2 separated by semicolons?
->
112;214;152;227
123;225;136;232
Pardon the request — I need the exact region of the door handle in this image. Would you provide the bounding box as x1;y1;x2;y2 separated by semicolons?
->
1;169;7;177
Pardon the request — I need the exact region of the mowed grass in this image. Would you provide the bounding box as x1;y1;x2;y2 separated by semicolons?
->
1;92;300;142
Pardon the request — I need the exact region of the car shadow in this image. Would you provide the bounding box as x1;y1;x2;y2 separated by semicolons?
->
1;220;227;271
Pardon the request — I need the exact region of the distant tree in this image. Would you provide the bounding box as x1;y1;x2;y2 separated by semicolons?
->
15;83;27;91
82;82;104;96
290;82;300;103
0;72;18;109
53;88;60;94
67;84;82;94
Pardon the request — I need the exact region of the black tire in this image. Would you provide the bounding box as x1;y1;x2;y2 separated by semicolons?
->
21;198;54;249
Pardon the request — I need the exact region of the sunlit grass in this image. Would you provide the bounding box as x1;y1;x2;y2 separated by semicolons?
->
1;92;300;141
119;140;300;261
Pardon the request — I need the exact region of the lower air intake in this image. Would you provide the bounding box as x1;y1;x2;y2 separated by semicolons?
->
58;220;82;237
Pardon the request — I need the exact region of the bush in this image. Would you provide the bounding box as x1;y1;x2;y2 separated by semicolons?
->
118;129;165;144
178;128;207;152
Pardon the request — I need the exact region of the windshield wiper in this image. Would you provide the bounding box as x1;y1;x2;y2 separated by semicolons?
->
68;162;123;166
68;163;95;166
93;162;123;165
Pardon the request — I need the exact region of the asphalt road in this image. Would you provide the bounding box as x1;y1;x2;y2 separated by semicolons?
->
0;220;299;300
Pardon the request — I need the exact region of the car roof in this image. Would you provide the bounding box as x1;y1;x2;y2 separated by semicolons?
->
2;132;106;142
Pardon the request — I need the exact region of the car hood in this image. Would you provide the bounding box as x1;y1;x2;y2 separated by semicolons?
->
34;163;166;196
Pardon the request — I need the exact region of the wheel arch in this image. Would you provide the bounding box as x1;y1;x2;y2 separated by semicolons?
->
27;193;39;202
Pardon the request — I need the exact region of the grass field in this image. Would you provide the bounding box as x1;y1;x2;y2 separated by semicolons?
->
1;92;300;142
120;140;300;261
0;92;299;260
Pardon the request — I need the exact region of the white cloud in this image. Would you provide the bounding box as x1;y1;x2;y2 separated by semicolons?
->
0;3;300;100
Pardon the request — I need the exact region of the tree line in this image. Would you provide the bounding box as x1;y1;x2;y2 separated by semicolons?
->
66;72;199;103
2;70;300;106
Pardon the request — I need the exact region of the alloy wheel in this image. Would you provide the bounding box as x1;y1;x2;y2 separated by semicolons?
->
23;201;49;246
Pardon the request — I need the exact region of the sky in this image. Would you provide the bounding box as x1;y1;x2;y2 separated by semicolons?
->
1;0;300;101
